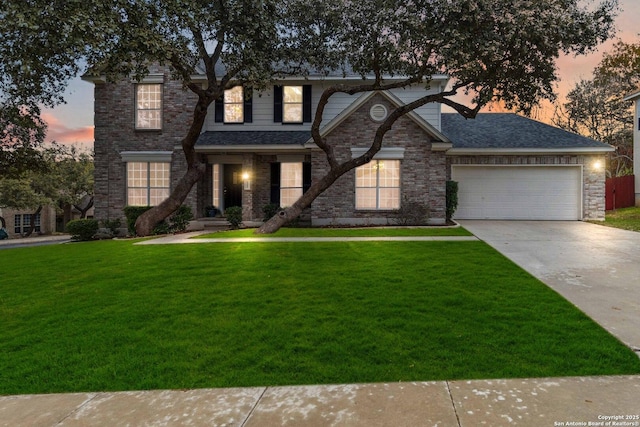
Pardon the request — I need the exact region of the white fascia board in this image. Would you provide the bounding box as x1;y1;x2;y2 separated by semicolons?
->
446;147;615;156
81;74;106;84
194;145;308;153
623;89;640;102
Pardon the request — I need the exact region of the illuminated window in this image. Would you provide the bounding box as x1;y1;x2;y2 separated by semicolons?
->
283;86;303;123
280;163;303;207
135;84;162;129
355;160;400;210
224;86;244;123
127;162;170;206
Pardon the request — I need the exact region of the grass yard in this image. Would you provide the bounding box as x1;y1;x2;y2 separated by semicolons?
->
196;226;473;238
1;238;639;395
598;206;640;232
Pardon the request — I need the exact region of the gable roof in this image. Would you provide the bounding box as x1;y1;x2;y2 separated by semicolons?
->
442;113;613;154
308;90;451;148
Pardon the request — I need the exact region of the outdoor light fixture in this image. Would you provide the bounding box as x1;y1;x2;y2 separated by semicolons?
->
242;171;251;190
593;160;603;170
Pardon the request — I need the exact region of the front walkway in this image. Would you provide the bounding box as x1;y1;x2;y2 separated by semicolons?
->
136;230;479;244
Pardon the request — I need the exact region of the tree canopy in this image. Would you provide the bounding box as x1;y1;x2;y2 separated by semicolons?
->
553;40;639;176
1;0;619;234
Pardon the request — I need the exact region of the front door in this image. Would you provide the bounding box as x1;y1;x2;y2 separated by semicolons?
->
223;164;243;210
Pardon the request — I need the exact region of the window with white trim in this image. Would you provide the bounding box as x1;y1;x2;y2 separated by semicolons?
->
224;86;244;123
14;213;41;234
127;162;170;206
355;160;400;210
280;162;303;207
283;86;303;123
135;84;162;129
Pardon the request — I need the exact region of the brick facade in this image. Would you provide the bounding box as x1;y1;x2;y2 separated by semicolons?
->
311;95;446;226
93;65;198;223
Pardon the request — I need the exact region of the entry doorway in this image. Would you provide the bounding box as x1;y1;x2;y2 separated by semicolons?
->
222;164;243;211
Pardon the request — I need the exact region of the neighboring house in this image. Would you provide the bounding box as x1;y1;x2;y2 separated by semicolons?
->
622;90;640;206
83;66;613;227
0;206;56;239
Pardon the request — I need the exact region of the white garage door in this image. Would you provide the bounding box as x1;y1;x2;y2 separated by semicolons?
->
451;166;582;220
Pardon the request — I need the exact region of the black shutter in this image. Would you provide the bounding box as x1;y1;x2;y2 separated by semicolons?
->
273;85;283;123
303;162;311;193
214;97;223;122
270;163;281;205
302;85;312;123
244;86;253;123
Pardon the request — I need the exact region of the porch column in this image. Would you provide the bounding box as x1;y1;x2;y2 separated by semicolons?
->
242;154;257;221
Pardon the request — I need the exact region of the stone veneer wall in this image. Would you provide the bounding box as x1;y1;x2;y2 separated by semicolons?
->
447;154;607;220
93;65;198;224
310;95;446;226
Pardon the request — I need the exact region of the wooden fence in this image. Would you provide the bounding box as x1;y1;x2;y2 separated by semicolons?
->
605;175;635;210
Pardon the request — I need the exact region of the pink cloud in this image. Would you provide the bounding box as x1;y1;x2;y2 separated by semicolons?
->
42;112;94;149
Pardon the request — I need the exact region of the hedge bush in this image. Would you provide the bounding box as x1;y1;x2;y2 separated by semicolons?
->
123;206;152;236
66;219;99;241
123;205;194;236
446;180;459;221
225;206;243;229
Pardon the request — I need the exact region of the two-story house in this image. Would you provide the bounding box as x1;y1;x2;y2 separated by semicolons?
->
83;66;613;228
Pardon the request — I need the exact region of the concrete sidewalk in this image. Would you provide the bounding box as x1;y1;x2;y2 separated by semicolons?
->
3;375;640;426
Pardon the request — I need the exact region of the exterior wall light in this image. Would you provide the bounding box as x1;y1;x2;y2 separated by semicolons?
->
593;160;603;171
242;171;251;190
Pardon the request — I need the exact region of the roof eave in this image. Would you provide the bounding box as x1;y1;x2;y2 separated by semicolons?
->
194;144;308;153
446;147;615;156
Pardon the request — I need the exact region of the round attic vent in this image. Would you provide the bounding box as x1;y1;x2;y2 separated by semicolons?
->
369;104;388;122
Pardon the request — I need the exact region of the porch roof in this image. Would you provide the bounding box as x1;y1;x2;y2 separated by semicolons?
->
195;131;311;150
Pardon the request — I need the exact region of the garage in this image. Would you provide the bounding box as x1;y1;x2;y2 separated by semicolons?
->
451;165;582;220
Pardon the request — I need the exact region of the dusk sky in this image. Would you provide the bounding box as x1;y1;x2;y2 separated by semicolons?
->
43;1;640;150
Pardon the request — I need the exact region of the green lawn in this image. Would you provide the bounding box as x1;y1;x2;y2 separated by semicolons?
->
1;238;639;395
597;206;640;232
196;226;473;238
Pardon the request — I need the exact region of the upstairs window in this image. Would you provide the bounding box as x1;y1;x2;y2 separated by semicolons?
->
224;86;244;123
135;84;162;129
283;86;303;123
355;160;400;210
214;86;253;123
273;85;312;123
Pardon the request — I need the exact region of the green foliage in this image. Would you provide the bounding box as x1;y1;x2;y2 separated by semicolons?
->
394;198;429;226
225;206;243;229
168;205;193;233
66;219;99;241
101;218;122;237
262;203;281;221
124;205;193;236
446;180;459;221
123;206;152;236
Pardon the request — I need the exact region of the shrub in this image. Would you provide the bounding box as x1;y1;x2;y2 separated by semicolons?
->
262;203;281;221
225;206;243;229
394;198;429;226
168;205;193;233
446;180;459;221
66;219;99;241
101;218;122;237
123;206;152;236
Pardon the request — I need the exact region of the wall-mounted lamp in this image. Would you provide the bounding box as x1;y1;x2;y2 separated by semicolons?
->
593;160;603;171
242;171;251;190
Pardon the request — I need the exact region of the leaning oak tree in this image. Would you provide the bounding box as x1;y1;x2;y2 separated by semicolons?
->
257;0;618;233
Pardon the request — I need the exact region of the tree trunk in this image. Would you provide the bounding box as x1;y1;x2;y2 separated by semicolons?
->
135;162;206;236
0;216;6;229
73;196;94;219
22;205;42;237
256;168;346;234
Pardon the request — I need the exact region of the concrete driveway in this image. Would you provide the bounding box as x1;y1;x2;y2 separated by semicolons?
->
459;220;640;355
